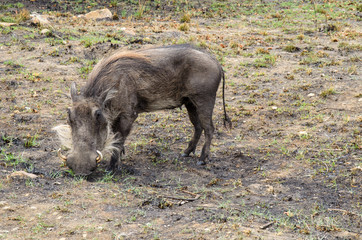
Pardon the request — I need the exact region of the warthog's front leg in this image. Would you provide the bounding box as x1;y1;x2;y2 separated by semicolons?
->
107;138;125;171
108;112;137;171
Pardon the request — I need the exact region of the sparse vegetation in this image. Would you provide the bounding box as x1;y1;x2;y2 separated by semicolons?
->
178;23;190;32
283;44;300;53
320;87;336;98
24;133;40;148
254;54;277;68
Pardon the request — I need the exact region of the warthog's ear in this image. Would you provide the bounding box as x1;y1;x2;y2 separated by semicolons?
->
70;82;79;102
101;89;117;109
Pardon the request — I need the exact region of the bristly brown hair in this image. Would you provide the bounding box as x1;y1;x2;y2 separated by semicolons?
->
82;51;153;101
52;124;118;154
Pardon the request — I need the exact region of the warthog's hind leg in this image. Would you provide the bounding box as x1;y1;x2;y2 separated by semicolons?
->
182;97;215;165
182;101;203;157
197;112;214;165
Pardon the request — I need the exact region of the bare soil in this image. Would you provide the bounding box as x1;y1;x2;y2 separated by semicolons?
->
0;1;361;239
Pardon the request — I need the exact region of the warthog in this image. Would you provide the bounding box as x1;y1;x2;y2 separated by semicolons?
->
54;45;231;175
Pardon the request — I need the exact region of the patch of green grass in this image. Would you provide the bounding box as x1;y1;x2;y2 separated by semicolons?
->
32;221;55;234
45;37;65;46
253;54;277;68
134;0;150;19
0;150;28;168
79;34;110;48
299;51;321;66
49;48;60;57
1;134;15;146
179;23;190;32
255;47;269;55
320;87;336;98
22;71;43;82
24;134;40;148
357;4;362;12
180;12;191;23
347;65;357;75
338;42;362;52
81;37;96;48
4;60;24;69
49;170;62;179
15;8;30;23
325;59;341;66
283;44;300;53
0;3;24;10
0;8;29;23
64;169;75;177
0;14;16;23
79;60;97;78
99;171;117;183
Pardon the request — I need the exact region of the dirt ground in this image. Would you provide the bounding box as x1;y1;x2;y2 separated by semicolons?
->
0;0;361;239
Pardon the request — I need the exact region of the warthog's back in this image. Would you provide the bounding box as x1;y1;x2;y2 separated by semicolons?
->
83;45;223;112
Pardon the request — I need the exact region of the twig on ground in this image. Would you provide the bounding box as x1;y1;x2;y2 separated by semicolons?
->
179;189;199;197
328;208;358;216
163;195;199;201
260;221;274;230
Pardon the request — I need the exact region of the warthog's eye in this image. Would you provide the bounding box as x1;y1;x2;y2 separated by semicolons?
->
94;109;103;121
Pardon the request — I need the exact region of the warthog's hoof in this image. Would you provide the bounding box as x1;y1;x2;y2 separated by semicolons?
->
106;165;117;173
197;160;206;166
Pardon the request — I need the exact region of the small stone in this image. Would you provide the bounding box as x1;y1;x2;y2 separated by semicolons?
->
267;186;274;194
40;29;51;35
9;171;38;179
124;29;136;36
307;93;315;97
271;106;278;110
143;37;151;43
351;166;361;175
2;206;13;211
0;22;17;27
30;13;51;26
81;8;112;20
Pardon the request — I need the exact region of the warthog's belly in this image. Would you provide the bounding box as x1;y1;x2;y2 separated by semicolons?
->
144;98;183;112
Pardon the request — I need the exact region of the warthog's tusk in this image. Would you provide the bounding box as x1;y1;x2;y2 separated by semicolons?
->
96;150;103;163
57;148;67;162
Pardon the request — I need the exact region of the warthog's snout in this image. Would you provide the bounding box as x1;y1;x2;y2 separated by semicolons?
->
58;148;103;176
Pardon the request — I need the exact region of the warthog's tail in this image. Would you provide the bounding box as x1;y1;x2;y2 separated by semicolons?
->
222;70;232;129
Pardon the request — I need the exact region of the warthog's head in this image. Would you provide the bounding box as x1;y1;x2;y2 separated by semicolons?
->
53;83;116;176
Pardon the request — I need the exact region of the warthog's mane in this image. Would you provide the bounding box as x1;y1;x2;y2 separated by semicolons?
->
52;124;118;154
83;51;154;99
